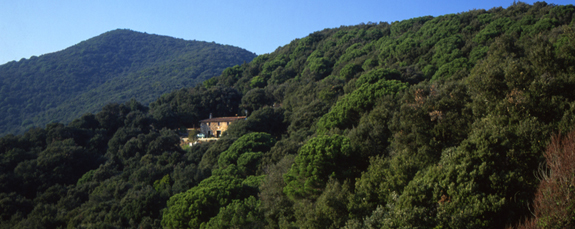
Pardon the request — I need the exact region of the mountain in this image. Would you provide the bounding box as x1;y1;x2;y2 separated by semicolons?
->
0;29;257;136
2;2;575;228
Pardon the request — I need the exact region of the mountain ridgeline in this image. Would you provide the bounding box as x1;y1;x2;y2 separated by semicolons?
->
0;29;256;136
2;2;575;228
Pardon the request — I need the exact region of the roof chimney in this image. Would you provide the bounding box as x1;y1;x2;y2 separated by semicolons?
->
209;113;212;119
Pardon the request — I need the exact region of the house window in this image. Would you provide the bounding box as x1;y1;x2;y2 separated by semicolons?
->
218;122;220;126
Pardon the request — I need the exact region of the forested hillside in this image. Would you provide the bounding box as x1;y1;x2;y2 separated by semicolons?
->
0;29;256;136
1;2;575;228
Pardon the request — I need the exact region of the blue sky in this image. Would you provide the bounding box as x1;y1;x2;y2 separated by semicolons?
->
0;0;573;64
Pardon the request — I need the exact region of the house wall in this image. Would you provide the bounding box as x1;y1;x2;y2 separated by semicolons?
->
200;121;232;137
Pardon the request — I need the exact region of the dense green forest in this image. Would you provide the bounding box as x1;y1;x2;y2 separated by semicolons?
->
2;2;575;228
0;29;256;136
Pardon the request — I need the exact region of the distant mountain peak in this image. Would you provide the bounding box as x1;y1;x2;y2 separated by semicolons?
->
0;30;256;136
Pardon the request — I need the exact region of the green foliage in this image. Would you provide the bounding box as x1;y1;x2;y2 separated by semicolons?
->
225;107;288;139
219;65;245;87
306;55;333;80
473;17;512;44
389;114;545;227
154;174;172;193
217;132;276;176
237;152;264;176
198;138;236;172
354;68;401;87
283;134;353;200
259;155;296;228
0;193;32;222
249;75;267;88
161;175;252;228
317;78;407;133
339;62;363;80
202;77;218;88
240;88;273;114
76;169;96;186
202;196;264;228
293;179;352;228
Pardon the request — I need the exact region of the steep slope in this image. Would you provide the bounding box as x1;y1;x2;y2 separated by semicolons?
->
0;29;256;136
160;2;575;228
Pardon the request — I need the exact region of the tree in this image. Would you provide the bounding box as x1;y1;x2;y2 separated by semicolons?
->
217;132;276;177
512;128;575;228
161;175;251;228
283;134;353;200
240;88;273;114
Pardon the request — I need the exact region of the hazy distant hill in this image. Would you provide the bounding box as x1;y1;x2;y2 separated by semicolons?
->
0;29;256;135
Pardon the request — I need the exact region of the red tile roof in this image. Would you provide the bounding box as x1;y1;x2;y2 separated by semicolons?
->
200;116;246;123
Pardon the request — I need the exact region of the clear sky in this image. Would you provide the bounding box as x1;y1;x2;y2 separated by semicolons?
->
0;0;573;65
